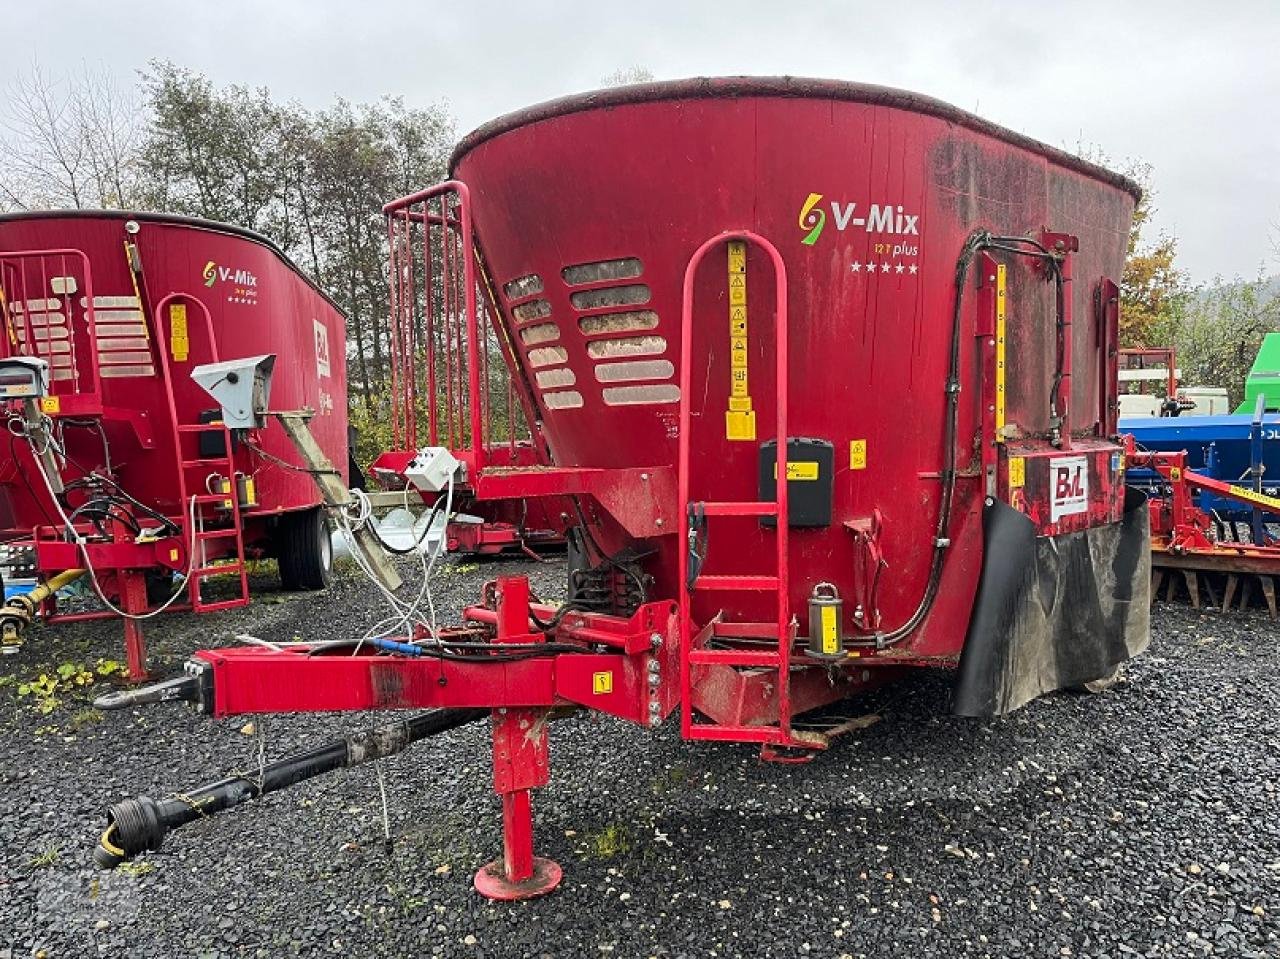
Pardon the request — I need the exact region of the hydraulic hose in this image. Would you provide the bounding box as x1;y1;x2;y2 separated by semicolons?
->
93;707;486;869
872;230;1065;648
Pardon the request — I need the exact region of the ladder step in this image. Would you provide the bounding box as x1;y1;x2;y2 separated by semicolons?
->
699;501;778;518
692;575;779;591
194;598;250;613
682;725;782;744
688;649;784;668
196;529;240;541
193;494;234;505
193;564;244;577
176;424;224;433
181;458;233;468
711;621;779;639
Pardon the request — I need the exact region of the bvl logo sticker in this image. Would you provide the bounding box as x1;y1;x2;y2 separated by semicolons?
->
1050;456;1089;521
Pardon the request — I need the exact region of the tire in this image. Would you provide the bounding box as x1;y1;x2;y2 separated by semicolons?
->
276;507;333;591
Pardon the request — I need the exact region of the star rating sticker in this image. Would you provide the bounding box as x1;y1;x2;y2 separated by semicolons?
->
880;261;892;273
850;261;861;273
909;263;918;275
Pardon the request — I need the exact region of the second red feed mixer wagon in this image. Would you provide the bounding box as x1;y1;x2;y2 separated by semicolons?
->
0;211;349;678
93;78;1150;899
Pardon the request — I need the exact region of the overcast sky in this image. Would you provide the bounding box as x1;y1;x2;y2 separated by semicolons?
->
7;0;1278;282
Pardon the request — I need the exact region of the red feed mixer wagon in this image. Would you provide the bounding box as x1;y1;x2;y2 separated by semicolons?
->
0;211;348;678
94;78;1150;900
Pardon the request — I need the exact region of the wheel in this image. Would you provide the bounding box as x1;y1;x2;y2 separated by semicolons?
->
1075;664;1124;695
276;507;333;591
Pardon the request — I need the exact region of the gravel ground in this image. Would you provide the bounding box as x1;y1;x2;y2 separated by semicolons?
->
1;556;1278;959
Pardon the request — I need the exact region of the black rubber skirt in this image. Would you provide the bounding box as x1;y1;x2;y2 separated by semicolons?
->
953;488;1151;717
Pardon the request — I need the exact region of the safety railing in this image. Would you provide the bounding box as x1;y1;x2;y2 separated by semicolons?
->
0;249;102;407
383;182;532;471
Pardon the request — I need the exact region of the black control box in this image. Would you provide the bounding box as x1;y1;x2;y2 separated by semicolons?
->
758;437;834;527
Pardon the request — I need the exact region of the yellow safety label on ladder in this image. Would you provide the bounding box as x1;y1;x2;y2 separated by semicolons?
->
170;303;190;363
724;240;756;441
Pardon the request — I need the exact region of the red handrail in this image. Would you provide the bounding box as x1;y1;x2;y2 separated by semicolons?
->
676;230;792;741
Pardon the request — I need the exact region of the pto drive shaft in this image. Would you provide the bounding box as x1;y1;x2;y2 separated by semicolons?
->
94;707;486;868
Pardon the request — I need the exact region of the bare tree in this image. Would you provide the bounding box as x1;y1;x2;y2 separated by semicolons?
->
72;66;145;208
0;63;143;210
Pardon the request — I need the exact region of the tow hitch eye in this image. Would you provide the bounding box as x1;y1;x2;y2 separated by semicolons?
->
93;660;212;713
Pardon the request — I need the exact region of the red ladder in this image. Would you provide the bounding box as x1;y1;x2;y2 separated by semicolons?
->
153;293;249;613
676;231;803;746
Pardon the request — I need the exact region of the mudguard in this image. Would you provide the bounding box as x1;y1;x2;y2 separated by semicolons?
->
952;487;1150;717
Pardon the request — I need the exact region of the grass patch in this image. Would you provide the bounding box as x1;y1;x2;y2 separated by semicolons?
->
29;846;59;869
585;823;634;860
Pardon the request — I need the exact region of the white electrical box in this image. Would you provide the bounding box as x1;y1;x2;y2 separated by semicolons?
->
405;447;462;493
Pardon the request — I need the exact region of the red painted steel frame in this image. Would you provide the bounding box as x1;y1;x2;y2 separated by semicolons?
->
1129;446;1280;561
474;576;561;899
190;575;675;900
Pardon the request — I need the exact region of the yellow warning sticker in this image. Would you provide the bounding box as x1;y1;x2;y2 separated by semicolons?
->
592;671;614;695
820;605;839;655
995;264;1007;442
169;548;180;563
773;461;820;481
39;396;60;415
170;303;190;362
849;439;867;470
1231;486;1280;511
725;241;754;441
1008;456;1025;489
725;409;757;441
